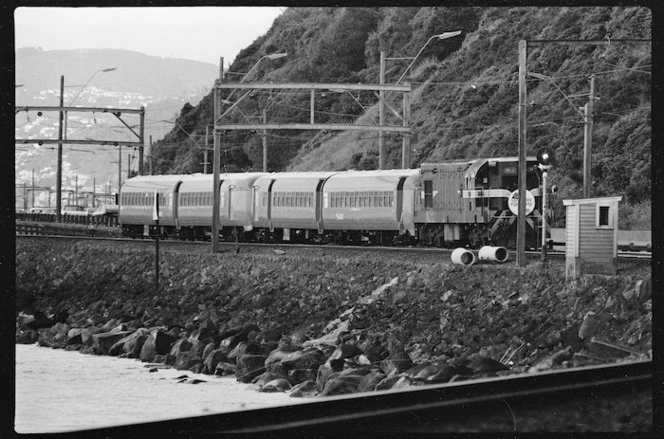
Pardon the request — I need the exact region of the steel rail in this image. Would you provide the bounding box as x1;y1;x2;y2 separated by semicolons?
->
15;233;653;261
52;360;651;436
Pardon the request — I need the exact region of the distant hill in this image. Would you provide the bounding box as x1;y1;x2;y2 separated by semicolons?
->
15;47;217;99
15;48;218;209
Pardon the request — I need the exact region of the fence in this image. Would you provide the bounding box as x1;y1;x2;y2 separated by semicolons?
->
15;212;119;228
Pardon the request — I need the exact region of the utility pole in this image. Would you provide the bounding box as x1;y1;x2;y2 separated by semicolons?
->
402;84;411;169
139;106;145;175
583;74;596;198
31;169;35;208
379;51;386;170
212;56;224;253
128;153;132;178
56;76;64;221
204;125;209;174
75;175;78;205
262;109;268;172
149;135;153;175
118;146;122;200
517;40;528;267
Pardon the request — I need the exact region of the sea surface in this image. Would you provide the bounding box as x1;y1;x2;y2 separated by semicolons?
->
14;343;308;433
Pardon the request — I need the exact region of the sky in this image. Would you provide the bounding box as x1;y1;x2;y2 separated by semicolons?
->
14;6;285;66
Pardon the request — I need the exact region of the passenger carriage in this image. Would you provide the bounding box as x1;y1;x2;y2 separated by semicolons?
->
322;169;421;244
119;174;186;238
177;173;265;240
252;172;338;242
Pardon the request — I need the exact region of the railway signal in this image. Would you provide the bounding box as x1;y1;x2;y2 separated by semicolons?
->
537;147;554;261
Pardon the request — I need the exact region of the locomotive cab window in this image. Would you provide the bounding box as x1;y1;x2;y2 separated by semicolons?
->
424;180;433;208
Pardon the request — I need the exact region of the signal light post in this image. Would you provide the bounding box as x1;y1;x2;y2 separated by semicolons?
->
537;148;553;262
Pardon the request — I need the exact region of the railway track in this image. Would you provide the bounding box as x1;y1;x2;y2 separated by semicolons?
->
53;359;653;435
16;233;652;262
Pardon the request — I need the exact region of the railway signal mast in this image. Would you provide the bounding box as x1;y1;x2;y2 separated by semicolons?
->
537;148;554;262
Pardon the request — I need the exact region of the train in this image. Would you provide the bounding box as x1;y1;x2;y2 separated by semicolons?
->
118;156;547;249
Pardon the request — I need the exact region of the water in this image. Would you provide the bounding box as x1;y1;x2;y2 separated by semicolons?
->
14;344;308;433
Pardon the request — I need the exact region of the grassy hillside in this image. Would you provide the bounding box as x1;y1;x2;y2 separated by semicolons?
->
152;6;651;228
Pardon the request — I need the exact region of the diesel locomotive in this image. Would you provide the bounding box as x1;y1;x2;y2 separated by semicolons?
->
119;156;547;249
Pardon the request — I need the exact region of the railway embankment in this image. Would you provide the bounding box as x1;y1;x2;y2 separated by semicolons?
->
15;238;652;398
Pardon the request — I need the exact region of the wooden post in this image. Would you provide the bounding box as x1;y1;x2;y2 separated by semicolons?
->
583;74;595;198
517;40;528;267
262;108;268;172
56;75;64;222
401;84;411;169
212;57;224;253
379;51;386;170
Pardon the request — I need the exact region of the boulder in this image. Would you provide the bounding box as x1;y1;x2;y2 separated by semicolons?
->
264;345;303;367
380;351;413;377
175;352;203;371
140;330;178;362
16;329;39;344
259;378;292;393
328;344;362;361
289;380;318;398
253;371;287;387
288;368;318;385
202;349;230;374
321;377;359;396
236;354;267;383
374;376;402;391
214;362;236;376
100;318;120;333
169;339;193;356
202;342;217;362
280;348;327;372
228;342;261;362
92;331;133;355
357;370;386;393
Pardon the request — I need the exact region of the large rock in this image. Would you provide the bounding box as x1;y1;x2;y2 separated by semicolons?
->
236;354;267;383
92;331;132;355
202;349;230;374
228;342;262;362
175;352;203;371
289;380;318;398
169;339;193;356
358;370;386;393
107;328;150;357
140;330;178;362
380;351;413;377
280;348;327;372
16;329;39;344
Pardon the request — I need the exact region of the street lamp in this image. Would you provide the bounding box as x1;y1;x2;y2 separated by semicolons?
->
220;52;287;114
68;67;118;105
395;30;461;84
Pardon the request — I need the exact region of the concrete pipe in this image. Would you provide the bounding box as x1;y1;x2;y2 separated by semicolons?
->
478;246;509;263
451;248;476;266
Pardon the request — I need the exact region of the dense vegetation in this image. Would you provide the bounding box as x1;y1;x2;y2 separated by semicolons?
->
152;7;651;228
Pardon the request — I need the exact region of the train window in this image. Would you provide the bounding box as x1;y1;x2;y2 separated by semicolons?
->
424;180;433;208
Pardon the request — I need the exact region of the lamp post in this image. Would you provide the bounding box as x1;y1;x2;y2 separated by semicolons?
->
68;67;118;106
379;31;461;169
395;31;462;85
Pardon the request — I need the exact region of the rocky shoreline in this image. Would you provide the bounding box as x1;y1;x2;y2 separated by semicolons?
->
16;238;652;398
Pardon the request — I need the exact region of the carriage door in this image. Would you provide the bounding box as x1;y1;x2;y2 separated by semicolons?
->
173;182;183;229
396;177;407;233
267;179;276;231
315;179;326;234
